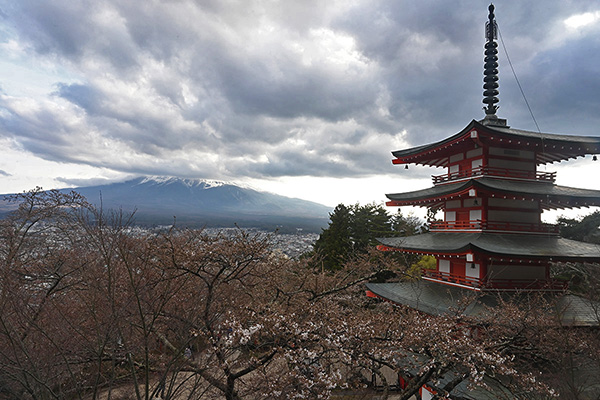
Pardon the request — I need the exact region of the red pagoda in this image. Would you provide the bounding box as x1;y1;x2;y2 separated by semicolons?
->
366;5;600;325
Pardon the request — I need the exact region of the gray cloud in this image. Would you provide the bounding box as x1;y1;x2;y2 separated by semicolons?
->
0;0;599;183
55;176;133;188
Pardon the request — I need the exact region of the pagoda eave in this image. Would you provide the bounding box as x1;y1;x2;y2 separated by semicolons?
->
392;120;600;167
387;196;600;211
377;233;600;263
365;281;600;326
376;244;472;258
377;244;563;264
385;178;600;210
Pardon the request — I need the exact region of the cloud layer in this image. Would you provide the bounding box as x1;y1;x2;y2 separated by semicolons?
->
1;0;599;185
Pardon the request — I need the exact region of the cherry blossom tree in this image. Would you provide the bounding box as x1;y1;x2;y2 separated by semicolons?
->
0;190;599;399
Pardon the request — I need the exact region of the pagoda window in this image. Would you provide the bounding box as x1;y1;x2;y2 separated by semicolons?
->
469;209;482;221
445;210;456;223
448;164;459;177
438;259;450;274
465;263;480;280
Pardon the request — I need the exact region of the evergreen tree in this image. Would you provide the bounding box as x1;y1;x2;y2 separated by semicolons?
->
313;204;352;270
390;209;423;236
350;203;393;253
313;203;422;270
557;211;600;243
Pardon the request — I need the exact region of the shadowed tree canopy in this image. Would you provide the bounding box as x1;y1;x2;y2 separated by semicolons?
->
553;211;600;299
557;211;600;243
313;203;421;270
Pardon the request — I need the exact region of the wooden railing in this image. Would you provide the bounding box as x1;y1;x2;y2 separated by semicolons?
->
429;219;559;234
422;269;482;287
432;166;556;185
429;220;483;230
422;270;568;291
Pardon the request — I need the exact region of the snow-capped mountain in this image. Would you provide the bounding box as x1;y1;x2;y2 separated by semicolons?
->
138;176;228;189
1;177;331;231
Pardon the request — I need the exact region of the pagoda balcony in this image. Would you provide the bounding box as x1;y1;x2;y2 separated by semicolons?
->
429;219;559;234
422;270;568;291
432;166;556;185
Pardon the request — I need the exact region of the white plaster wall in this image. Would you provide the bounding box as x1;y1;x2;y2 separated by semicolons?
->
445;211;456;222
465;263;480;279
439;259;450;273
469;209;482;221
471;158;483;169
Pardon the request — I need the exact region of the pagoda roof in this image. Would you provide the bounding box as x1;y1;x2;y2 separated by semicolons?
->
365;280;600;326
377;232;600;262
386;177;600;209
392;120;600;166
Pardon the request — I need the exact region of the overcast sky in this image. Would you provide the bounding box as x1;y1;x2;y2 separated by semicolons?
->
1;1;599;215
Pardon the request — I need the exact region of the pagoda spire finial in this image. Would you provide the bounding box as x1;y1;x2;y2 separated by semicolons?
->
483;3;499;117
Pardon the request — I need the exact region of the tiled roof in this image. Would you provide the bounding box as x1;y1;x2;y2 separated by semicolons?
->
377;232;600;261
366;280;600;326
386;177;600;209
391;120;600;165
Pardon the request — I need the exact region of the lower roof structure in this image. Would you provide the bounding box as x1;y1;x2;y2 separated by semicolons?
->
365;280;600;326
377;232;600;262
386;178;600;209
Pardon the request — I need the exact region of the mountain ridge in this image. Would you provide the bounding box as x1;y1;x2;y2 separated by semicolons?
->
0;177;332;232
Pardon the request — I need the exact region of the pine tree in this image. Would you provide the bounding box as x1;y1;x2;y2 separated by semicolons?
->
313;204;352;270
350;203;393;254
557;211;600;243
313;203;415;270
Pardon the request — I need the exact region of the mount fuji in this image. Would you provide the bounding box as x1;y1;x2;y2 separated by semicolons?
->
1;177;332;232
